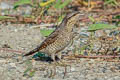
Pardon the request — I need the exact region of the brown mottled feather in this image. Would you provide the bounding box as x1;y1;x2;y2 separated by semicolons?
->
38;29;60;50
24;29;60;56
24;11;80;57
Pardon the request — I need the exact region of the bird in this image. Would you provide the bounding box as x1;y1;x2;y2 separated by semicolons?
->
24;11;81;61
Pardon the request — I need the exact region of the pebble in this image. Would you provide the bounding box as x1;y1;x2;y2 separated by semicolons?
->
70;67;75;72
9;63;16;68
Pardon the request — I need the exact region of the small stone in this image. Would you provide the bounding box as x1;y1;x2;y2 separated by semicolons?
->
9;63;16;68
71;67;75;72
90;59;95;62
14;29;18;32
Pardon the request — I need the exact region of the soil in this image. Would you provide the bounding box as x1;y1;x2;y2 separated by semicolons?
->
0;24;120;80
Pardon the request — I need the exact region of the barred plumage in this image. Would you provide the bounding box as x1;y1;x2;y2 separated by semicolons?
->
24;11;81;61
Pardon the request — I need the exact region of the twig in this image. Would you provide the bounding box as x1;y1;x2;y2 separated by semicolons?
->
0;48;25;53
85;58;120;62
30;22;60;29
79;10;120;22
32;10;120;28
74;55;120;58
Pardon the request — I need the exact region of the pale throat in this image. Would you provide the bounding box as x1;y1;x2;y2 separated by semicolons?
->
65;19;78;32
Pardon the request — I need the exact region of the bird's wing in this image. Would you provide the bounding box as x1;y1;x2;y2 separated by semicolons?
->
24;29;60;56
38;29;60;50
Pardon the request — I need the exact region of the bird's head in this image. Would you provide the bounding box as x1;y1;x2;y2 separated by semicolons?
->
66;11;81;21
64;11;81;27
60;11;81;32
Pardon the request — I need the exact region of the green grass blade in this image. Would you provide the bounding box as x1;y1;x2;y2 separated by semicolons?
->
88;23;117;31
40;29;54;37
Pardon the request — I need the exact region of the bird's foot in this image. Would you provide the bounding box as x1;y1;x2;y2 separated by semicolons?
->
53;60;69;67
50;60;71;78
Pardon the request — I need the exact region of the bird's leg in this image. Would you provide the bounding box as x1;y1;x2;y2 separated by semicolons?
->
55;52;69;67
51;53;56;62
50;52;65;66
57;52;62;60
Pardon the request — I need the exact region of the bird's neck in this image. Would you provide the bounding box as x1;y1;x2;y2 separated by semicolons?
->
65;19;77;32
64;24;74;32
59;16;78;32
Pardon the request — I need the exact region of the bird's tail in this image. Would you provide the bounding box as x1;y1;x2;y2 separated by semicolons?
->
24;46;40;56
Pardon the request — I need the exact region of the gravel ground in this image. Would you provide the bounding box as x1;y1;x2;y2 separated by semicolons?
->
0;24;120;80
